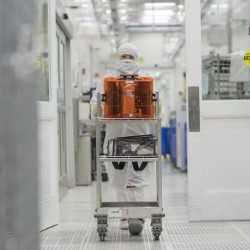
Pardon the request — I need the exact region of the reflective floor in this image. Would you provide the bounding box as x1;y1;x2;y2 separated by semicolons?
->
40;160;250;250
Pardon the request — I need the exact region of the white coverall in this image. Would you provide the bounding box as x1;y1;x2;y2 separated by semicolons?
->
90;43;156;202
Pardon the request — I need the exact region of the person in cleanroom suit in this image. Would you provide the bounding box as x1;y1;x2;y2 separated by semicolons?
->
90;43;157;235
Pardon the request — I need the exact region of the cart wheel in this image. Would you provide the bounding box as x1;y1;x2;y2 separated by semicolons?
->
151;213;165;241
101;172;108;182
100;234;105;241
154;234;159;240
95;214;108;242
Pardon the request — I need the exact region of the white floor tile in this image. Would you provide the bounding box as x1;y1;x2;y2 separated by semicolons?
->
40;161;250;249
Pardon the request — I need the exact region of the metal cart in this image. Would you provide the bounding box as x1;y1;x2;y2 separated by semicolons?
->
94;92;165;241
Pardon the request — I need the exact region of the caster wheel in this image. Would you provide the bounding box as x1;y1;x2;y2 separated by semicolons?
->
101;172;108;182
154;234;159;240
100;234;105;241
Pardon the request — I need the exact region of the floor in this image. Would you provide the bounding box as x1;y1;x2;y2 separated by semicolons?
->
40;160;250;250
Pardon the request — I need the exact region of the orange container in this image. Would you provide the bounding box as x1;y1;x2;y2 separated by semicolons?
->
103;75;154;118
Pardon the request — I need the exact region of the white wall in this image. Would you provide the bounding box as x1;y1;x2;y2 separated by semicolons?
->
129;32;165;67
69;19;105;93
71;25;92;93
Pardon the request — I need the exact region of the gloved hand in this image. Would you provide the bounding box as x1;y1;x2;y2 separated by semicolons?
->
154;103;162;114
93;105;104;117
159;103;162;113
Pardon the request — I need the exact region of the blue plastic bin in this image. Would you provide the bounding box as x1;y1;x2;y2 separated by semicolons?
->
170;126;176;163
184;122;187;164
161;127;169;155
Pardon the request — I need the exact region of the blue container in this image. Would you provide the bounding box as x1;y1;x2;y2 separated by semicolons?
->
170;126;176;163
161;127;169;155
184;122;187;164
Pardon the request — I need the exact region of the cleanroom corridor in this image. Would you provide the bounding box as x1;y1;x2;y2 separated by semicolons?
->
1;0;250;249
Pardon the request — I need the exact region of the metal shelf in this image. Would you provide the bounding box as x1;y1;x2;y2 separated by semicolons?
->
97;118;159;124
99;156;159;162
101;201;159;208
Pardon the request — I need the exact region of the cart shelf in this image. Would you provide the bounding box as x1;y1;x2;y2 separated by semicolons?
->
99;156;159;162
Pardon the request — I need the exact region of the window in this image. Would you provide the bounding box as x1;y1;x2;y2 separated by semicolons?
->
201;0;250;100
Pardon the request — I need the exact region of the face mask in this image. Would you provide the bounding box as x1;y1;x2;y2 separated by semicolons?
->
115;59;140;75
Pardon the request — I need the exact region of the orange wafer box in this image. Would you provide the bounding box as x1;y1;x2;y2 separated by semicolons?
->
103;75;154;119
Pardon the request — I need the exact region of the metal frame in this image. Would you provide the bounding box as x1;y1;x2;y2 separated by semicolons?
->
94;92;165;241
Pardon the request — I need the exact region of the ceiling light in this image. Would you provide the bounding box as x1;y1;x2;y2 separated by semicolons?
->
121;0;127;2
141;19;153;24
153;19;171;24
118;3;126;8
143;16;171;20
211;3;228;9
74;0;89;2
144;2;176;9
102;0;107;2
119;8;127;14
81;3;90;7
120;16;127;21
144;9;174;16
142;17;171;24
106;9;111;14
76;17;96;22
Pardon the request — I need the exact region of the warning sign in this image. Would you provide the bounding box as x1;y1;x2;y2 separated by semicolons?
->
244;50;250;67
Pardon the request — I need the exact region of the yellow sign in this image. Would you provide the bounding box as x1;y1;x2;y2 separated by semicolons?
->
138;57;145;63
244;50;250;67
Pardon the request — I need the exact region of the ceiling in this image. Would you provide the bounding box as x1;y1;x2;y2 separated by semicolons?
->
61;0;246;63
61;0;185;63
62;0;185;35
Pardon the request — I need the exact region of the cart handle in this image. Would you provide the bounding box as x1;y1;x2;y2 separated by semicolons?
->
152;93;157;102
102;93;107;102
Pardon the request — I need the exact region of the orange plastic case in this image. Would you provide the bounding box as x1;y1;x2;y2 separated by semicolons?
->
103;75;154;119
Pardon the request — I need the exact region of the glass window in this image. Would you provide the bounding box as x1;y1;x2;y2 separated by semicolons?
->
57;112;62;176
57;41;66;106
58;110;67;177
38;0;50;101
62;112;67;174
57;31;67;177
201;0;250;100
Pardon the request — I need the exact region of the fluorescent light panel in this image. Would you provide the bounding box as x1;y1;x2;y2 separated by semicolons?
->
120;16;127;21
76;17;95;21
142;16;171;20
211;3;228;9
144;2;176;8
119;8;127;14
142;18;172;24
81;3;91;7
74;0;91;3
144;9;174;16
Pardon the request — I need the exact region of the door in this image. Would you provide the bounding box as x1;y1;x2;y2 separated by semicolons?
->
37;0;59;230
56;27;68;200
186;0;250;220
0;1;39;249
